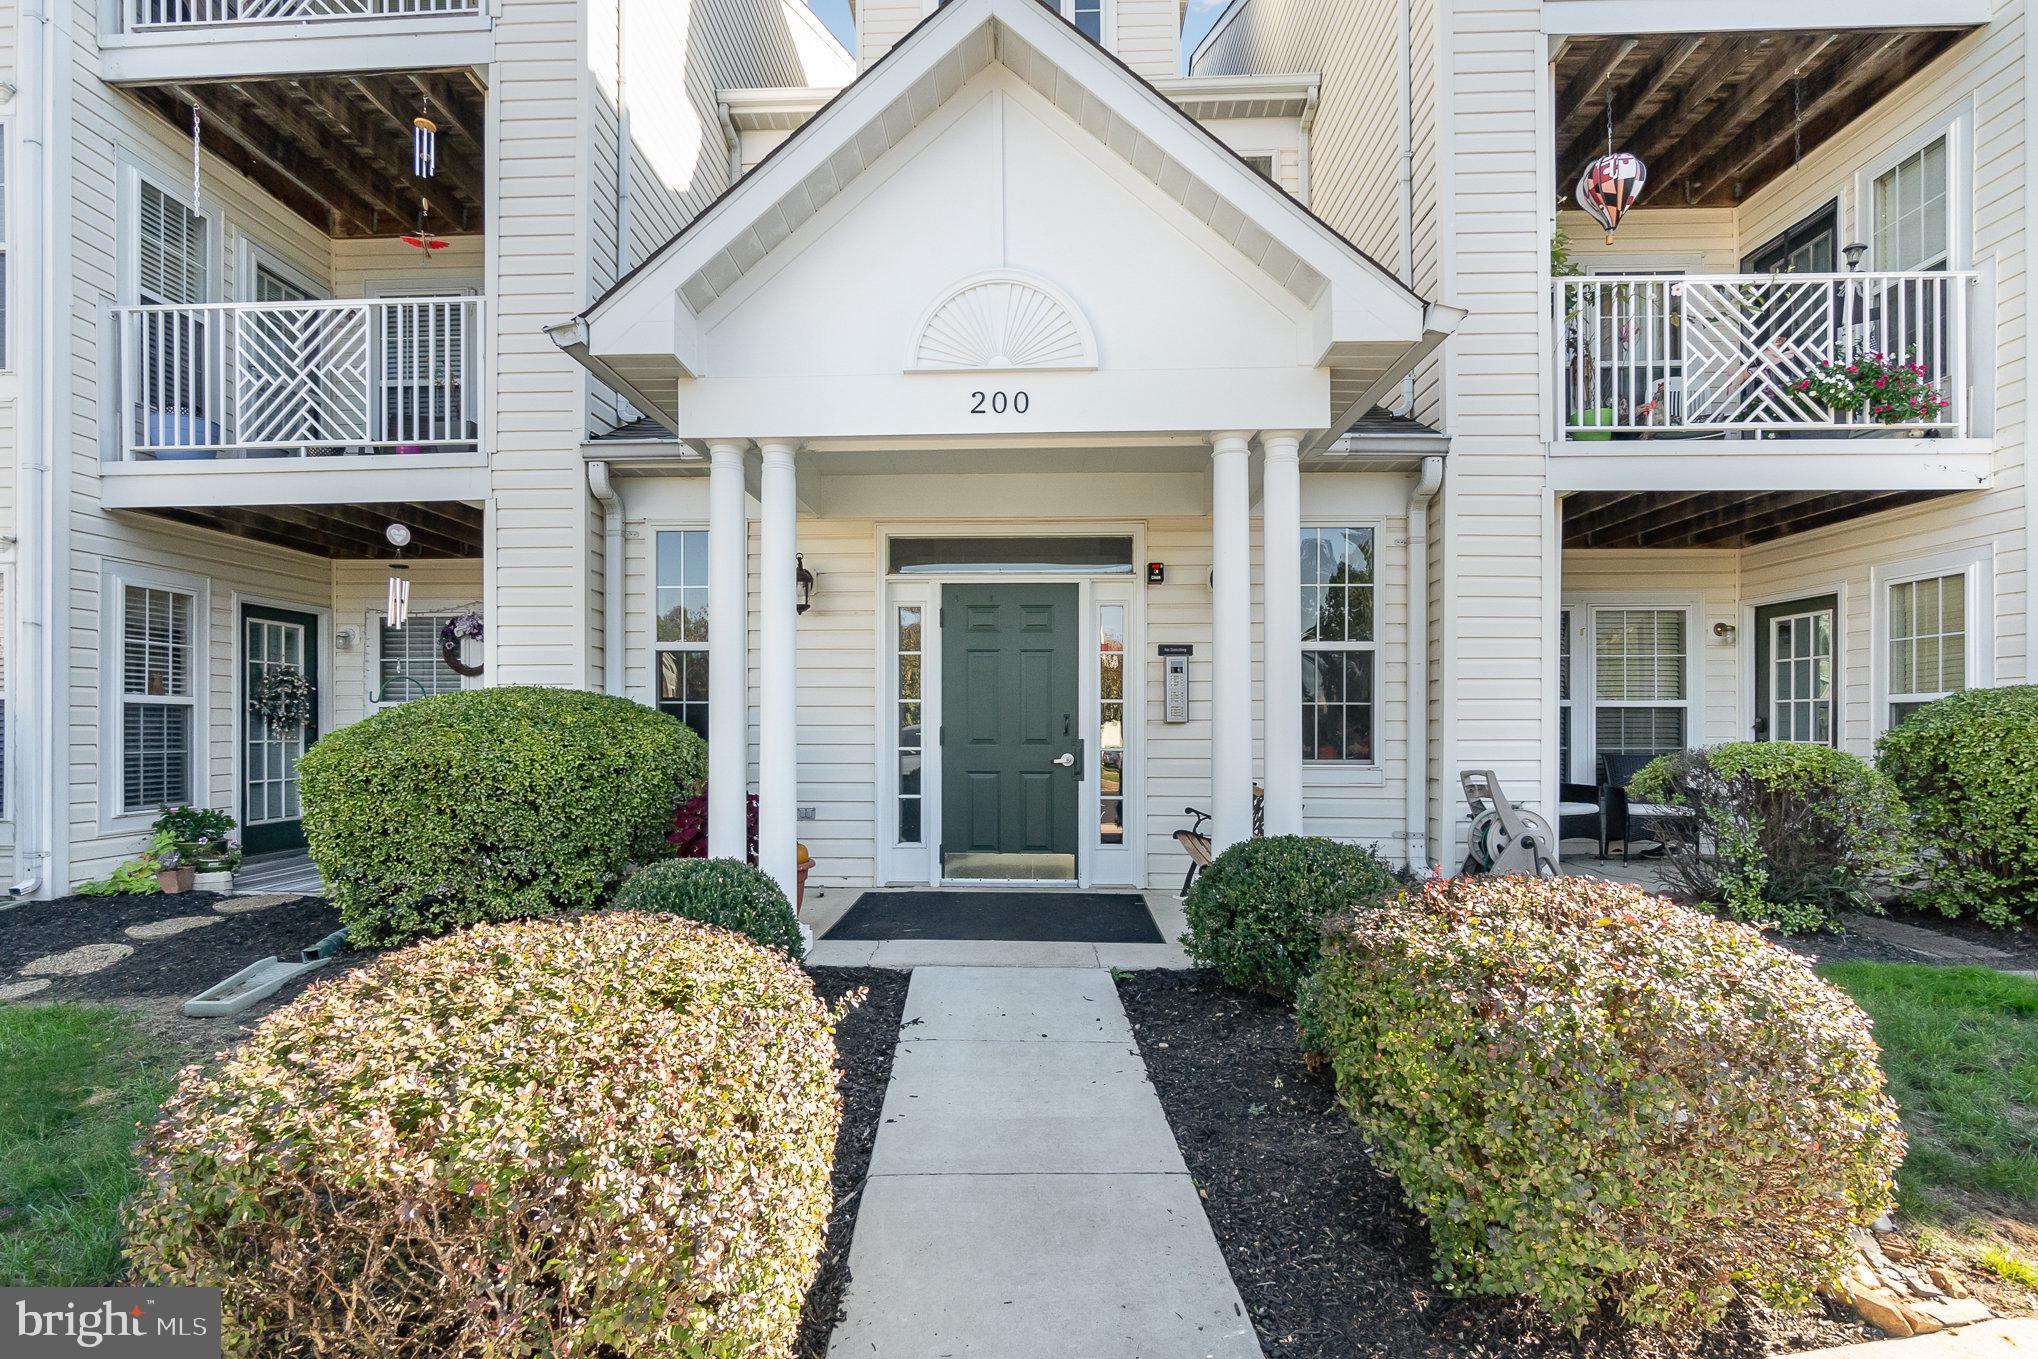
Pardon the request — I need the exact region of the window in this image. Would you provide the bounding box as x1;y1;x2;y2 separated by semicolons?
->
1887;572;1967;726
896;606;924;845
1301;526;1376;763
942;0;1103;42
1592;608;1687;763
1558;608;1572;782
135;178;211;452
120;585;196;812
0;137;9;370
1874;136;1949;272
1098;603;1126;844
377;614;464;704
655;530;709;740
0;576;8;817
1241;154;1276;182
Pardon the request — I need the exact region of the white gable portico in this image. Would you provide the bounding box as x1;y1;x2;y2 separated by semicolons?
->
553;0;1461;900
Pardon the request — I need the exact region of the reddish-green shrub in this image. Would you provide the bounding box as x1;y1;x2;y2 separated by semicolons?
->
127;912;839;1358
1300;876;1903;1329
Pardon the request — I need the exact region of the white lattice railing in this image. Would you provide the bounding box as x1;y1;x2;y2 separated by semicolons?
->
114;296;482;461
1556;271;1974;439
127;0;478;29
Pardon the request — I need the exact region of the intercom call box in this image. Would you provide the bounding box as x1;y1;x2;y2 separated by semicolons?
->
1159;644;1192;724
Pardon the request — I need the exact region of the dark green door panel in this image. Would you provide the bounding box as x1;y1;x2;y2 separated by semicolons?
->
1753;593;1838;745
241;604;321;855
941;584;1080;862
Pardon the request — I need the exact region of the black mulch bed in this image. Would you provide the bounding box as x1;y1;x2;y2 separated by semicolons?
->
797;966;909;1359
1884;903;2038;960
1775;927;1933;968
1118;970;1876;1359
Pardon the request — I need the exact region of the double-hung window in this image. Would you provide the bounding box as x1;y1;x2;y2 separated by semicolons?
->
134;178;211;454
1592;608;1688;764
1301;526;1376;764
1886;572;1968;726
655;530;710;740
376;614;466;704
1874;136;1950;273
120;584;196;812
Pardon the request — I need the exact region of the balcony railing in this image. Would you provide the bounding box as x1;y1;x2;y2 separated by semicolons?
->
127;0;478;29
113;296;482;462
1556;271;1974;440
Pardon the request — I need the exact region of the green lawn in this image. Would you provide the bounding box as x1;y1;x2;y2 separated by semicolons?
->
0;1004;180;1285
1819;963;2038;1222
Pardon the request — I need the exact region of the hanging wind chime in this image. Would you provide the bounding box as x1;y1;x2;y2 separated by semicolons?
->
1575;102;1647;244
385;524;413;629
190;104;203;213
402;98;449;263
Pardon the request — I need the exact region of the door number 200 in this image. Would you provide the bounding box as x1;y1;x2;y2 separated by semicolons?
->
970;390;1031;415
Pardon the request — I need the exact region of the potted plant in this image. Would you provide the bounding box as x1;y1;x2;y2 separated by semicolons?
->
153;806;241;893
796;842;813;910
1797;348;1952;428
156;848;195;895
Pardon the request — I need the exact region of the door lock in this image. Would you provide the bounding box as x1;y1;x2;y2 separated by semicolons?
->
1053;752;1076;768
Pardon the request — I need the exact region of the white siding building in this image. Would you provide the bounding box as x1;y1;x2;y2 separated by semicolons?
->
4;0;2027;904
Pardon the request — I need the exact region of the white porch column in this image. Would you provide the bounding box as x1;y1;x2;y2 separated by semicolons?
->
757;439;801;899
1210;432;1254;852
1261;432;1305;836
707;441;752;860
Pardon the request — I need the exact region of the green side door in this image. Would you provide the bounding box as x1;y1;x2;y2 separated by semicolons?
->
940;583;1081;869
241;604;321;854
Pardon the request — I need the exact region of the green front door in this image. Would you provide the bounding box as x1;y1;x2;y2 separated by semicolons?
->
941;583;1081;879
242;605;320;854
1753;594;1838;745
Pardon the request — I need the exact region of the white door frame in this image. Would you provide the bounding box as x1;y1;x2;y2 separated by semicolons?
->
228;591;334;836
1737;579;1848;744
873;523;1147;890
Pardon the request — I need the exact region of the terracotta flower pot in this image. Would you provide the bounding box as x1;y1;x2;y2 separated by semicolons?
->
158;866;196;894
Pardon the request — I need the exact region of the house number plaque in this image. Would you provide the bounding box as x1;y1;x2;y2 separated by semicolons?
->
969;390;1031;415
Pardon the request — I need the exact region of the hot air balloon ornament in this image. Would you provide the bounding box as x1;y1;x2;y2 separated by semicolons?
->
1576;151;1647;244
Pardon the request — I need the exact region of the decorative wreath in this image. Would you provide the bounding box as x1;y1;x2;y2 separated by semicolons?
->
440;612;485;678
251;667;315;735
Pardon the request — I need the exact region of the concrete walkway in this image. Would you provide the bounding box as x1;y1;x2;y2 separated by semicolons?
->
828;967;1261;1359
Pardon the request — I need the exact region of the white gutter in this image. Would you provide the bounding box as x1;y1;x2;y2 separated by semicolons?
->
586;461;626;697
9;0;51;898
1404;455;1443;875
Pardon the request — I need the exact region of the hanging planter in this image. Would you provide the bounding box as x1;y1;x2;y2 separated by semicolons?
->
440;612;485;677
251;666;315;736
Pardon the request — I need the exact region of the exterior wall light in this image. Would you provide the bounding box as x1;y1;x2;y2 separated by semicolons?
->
1843;242;1869;273
796;554;817;615
1711;621;1737;643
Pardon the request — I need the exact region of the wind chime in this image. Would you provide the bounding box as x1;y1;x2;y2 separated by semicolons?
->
190;104;203;213
385;523;413;628
1575;101;1647;244
402;98;448;263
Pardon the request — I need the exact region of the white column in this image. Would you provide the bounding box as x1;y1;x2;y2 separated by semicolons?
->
1261;432;1305;836
1210;432;1254;852
707;441;751;860
757;440;801;899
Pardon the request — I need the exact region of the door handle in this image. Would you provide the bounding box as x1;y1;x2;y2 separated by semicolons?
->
1053;752;1076;768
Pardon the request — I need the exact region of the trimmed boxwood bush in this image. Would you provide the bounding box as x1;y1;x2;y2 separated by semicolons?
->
298;687;704;947
1629;742;1913;934
1183;835;1400;997
613;858;804;959
127;911;840;1358
1877;685;2038;927
1301;876;1904;1330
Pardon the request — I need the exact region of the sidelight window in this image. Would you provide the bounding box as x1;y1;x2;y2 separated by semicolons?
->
655;530;710;740
896;605;924;845
1301;526;1376;763
1098;603;1125;844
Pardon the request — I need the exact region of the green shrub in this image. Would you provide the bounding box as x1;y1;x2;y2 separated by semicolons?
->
613;858;804;960
1630;742;1913;933
298;687;704;947
1302;875;1904;1330
1183;835;1400;997
1877;685;2038;927
127;911;840;1358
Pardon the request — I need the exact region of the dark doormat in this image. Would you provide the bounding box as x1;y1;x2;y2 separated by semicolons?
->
823;891;1163;943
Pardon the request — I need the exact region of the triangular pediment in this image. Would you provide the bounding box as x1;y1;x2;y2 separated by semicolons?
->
562;0;1456;443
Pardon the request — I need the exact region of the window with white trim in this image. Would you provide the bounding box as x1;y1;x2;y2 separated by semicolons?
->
376;614;465;704
1874;136;1950;273
1592;608;1688;764
896;605;923;845
0;137;9;370
1302;526;1376;763
1558;608;1573;782
120;584;196;811
1098;602;1126;843
939;0;1104;43
1886;572;1968;726
655;530;709;740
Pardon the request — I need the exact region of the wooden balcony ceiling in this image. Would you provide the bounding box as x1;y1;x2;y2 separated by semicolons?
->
1564;489;1955;550
130;70;485;238
146;500;483;558
1555;28;1969;209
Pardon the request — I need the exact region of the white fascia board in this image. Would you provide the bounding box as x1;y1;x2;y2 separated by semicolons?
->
585;0;1427;345
99;18;491;84
1541;0;1989;35
1546;442;1993;493
1151;72;1319;118
98;453;489;509
721;86;840;131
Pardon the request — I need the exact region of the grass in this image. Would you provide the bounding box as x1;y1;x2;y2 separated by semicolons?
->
0;1003;180;1285
1818;962;2038;1222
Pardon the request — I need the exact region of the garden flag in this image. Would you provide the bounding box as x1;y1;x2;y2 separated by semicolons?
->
1576;152;1647;243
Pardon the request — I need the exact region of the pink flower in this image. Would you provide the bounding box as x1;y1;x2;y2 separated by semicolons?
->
1874;378;1887;388
1847;366;1859;375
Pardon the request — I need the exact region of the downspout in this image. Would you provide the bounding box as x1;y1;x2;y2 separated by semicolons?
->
614;0;632;285
1393;0;1417;415
1297;79;1319;213
1404;455;1443;876
587;462;626;697
9;0;51;897
718;101;743;185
